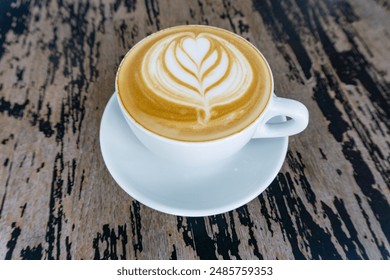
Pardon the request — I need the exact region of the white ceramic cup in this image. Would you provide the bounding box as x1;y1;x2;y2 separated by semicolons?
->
116;93;308;166
116;33;309;166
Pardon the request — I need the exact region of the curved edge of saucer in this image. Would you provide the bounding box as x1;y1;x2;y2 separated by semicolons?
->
99;93;288;217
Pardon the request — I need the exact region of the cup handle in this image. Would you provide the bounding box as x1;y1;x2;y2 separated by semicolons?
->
253;96;309;138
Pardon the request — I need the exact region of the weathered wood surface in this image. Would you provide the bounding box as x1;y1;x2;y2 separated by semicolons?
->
0;0;389;260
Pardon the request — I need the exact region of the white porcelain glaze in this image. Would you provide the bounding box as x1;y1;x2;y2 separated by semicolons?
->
100;94;289;216
117;92;308;165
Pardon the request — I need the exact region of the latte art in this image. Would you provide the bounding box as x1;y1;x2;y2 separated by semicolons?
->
117;26;272;141
142;33;253;124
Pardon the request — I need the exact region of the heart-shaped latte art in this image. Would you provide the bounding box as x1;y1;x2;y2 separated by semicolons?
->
182;37;210;66
142;32;253;124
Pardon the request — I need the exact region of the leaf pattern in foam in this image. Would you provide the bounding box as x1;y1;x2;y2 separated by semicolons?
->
142;32;253;124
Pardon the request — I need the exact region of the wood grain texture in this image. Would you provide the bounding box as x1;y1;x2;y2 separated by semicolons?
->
0;0;389;259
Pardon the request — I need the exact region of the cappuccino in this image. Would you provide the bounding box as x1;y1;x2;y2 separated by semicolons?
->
117;25;272;141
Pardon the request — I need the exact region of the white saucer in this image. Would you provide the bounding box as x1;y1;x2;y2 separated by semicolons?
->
99;94;288;217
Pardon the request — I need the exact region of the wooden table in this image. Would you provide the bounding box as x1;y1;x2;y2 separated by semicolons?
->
1;0;389;260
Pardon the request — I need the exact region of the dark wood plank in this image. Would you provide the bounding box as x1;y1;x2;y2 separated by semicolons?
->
0;0;389;259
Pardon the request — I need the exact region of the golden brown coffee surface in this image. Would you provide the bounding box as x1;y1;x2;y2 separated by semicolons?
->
117;25;272;141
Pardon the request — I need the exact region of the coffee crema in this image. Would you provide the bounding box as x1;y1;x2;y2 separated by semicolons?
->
117;25;272;141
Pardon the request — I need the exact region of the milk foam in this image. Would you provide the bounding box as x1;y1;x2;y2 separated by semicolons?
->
117;26;272;141
141;32;253;124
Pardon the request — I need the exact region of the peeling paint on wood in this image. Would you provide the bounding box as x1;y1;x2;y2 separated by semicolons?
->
0;0;389;259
